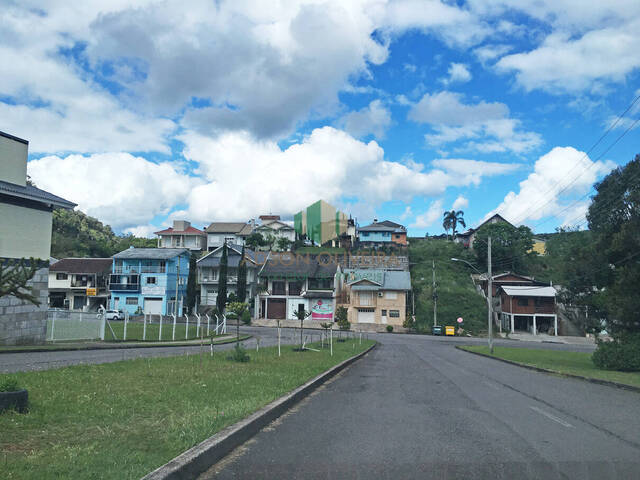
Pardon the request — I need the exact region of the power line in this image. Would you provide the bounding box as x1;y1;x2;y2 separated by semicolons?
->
508;94;640;226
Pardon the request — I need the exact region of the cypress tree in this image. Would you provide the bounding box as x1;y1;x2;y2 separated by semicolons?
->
185;253;198;314
237;245;247;303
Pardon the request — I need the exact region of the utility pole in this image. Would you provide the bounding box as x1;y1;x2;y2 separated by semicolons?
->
488;236;493;354
432;259;437;327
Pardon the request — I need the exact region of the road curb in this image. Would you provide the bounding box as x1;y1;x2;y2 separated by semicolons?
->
456;346;640;394
0;336;250;355
142;341;378;480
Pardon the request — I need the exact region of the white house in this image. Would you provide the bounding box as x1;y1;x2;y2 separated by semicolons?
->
155;220;206;251
205;222;254;251
254;219;296;249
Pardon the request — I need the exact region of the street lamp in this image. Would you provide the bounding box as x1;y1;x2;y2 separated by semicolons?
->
451;235;494;353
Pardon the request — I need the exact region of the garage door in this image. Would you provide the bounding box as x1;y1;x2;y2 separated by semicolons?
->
144;298;163;315
357;308;375;323
267;299;286;319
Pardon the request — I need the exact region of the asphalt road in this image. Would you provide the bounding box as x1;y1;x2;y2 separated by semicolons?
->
0;327;593;373
201;333;638;480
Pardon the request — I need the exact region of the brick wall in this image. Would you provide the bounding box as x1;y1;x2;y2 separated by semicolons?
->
0;267;48;345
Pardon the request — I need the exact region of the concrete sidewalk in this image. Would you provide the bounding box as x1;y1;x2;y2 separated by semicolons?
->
503;332;595;345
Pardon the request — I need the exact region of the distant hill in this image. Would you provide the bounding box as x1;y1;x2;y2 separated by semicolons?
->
409;238;488;334
51;209;156;259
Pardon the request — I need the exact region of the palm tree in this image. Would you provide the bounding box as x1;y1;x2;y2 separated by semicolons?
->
442;210;466;240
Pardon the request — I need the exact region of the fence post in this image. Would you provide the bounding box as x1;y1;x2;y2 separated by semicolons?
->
206;314;210;336
172;314;177;341
214;314;219;335
196;314;201;338
185;315;189;340
99;312;106;341
143;314;147;341
50;310;56;341
158;314;163;341
222;314;227;334
123;311;128;341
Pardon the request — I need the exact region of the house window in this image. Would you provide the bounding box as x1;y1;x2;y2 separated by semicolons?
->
381;309;387;316
288;281;302;296
389;310;400;318
126;297;138;305
56;273;68;280
308;278;333;290
517;298;529;306
146;277;157;284
385;291;398;300
272;281;286;295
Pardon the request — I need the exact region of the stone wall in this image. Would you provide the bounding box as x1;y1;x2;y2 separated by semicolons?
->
0;267;48;345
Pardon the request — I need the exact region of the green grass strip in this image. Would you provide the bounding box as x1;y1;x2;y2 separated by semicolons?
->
460;345;640;389
0;339;375;479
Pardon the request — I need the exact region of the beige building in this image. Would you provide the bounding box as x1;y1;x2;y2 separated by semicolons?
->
0;130;75;345
337;269;411;331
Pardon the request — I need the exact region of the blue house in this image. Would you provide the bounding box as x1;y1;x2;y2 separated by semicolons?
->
358;220;407;247
109;248;191;316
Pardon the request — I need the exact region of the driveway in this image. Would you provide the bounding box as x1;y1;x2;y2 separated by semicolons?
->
202;332;638;480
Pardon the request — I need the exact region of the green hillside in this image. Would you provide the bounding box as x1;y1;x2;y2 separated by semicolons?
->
409;238;488;334
51;209;156;259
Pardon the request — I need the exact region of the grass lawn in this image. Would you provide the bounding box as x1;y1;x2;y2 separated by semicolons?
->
103;319;223;342
0;339;375;479
460;346;640;389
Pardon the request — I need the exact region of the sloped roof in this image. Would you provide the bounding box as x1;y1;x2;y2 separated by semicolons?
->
259;253;339;278
358;220;406;233
205;222;253;235
113;248;189;260
500;285;556;297
255;220;294;231
345;269;411;291
197;244;261;268
0;179;76;209
50;258;112;274
154;225;204;235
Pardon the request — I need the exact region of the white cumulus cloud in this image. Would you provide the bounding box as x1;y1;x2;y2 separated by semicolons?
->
339;100;392;140
411;199;443;229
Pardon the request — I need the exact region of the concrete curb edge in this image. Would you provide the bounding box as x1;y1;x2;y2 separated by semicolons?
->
456;345;640;393
0;336;251;354
142;341;378;480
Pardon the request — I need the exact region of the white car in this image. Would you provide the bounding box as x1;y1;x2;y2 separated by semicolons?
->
103;310;122;321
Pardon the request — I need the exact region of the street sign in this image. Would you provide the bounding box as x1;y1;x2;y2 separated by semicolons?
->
86;288;97;296
457;317;463;323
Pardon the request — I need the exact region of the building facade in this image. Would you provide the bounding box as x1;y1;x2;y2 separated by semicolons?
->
294;200;349;246
48;258;112;311
109;248;190;316
253;219;295;249
498;285;557;336
256;253;339;321
155;220;206;251
205;222;254;251
197;245;262;309
0;131;75;345
336;269;411;330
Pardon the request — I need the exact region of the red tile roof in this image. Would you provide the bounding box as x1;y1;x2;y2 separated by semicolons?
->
154;226;204;235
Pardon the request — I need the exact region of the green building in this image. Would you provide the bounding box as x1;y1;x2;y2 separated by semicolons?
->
294;200;349;246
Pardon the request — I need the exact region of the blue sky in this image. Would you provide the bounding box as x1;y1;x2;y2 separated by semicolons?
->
4;1;639;237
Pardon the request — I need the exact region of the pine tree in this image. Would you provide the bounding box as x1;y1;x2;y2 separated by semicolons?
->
216;243;228;313
186;253;197;313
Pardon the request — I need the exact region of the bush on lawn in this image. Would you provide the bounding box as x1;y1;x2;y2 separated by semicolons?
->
386;325;393;333
241;310;251;325
592;335;640;371
0;377;20;392
227;344;250;363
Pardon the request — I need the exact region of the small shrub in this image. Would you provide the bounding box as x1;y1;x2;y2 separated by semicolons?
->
241;310;251;325
227;344;250;363
386;325;393;333
0;377;20;392
592;336;640;371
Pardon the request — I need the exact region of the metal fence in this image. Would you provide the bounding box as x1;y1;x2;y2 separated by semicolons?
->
46;309;105;342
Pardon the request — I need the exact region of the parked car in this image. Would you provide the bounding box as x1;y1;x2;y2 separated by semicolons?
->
103;310;122;321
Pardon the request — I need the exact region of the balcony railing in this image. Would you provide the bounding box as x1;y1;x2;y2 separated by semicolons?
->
109;283;140;291
113;267;166;274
